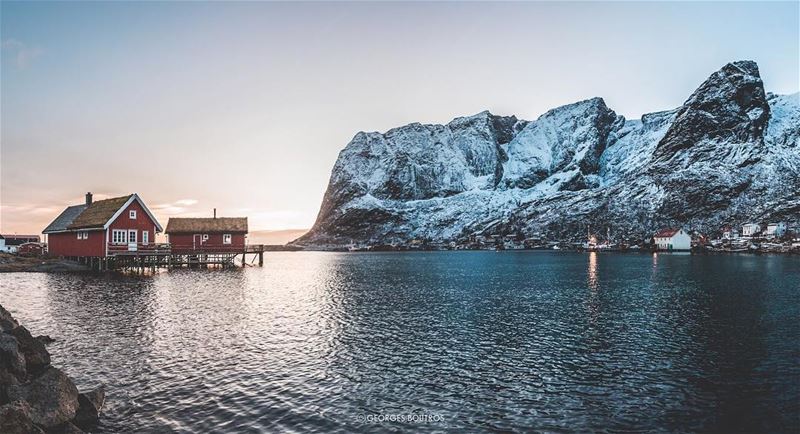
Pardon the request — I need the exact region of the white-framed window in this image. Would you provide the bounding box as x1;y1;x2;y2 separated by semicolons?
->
142;231;149;245
128;230;137;244
129;210;137;219
223;234;232;244
112;229;127;244
76;231;88;240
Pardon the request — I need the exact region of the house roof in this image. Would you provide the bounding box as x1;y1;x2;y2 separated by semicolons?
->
68;195;134;229
1;235;40;239
654;228;681;238
42;205;88;233
43;193;163;234
165;217;248;234
653;228;680;238
1;235;40;246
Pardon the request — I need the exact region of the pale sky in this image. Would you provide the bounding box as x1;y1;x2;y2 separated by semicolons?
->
2;1;798;237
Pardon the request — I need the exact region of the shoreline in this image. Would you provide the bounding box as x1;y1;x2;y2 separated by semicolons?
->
0;249;795;274
291;245;800;255
0;254;90;273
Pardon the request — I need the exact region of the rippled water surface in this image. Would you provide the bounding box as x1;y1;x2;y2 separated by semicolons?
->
1;252;798;433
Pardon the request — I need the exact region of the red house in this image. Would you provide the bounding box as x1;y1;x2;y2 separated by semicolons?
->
0;234;40;253
43;192;163;258
17;242;45;257
165;214;248;253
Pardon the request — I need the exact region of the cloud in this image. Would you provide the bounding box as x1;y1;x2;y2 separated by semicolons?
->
152;199;200;215
0;203;62;216
2;39;43;69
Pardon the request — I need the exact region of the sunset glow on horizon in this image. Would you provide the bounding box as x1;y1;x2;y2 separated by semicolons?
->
2;1;798;238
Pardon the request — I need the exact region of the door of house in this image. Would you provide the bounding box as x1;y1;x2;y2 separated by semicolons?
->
193;234;202;250
128;230;138;251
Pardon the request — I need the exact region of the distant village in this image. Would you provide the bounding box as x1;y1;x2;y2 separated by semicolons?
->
344;222;800;254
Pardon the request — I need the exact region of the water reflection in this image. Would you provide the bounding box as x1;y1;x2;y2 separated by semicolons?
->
587;251;599;290
0;252;796;433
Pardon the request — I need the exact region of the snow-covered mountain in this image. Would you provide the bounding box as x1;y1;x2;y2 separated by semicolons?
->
294;61;800;248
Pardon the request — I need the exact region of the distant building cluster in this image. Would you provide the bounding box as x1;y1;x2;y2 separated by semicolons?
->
344;220;800;254
0;234;41;255
711;222;795;252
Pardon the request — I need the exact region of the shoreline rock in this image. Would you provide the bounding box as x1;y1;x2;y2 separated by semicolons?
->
74;386;105;430
0;253;90;273
0;304;104;433
0;401;45;434
7;367;79;427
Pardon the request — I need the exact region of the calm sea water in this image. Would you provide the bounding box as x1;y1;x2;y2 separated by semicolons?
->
0;252;798;433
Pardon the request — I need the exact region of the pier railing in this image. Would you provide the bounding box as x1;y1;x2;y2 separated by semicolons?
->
107;243;171;255
107;243;265;255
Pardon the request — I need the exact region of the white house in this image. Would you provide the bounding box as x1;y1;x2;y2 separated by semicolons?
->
741;223;762;237
0;234;40;254
653;228;691;251
722;226;739;239
765;222;787;238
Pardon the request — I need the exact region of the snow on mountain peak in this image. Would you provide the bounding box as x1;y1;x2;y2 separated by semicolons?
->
296;62;799;248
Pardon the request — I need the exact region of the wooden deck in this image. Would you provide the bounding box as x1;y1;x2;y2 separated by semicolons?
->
75;243;268;270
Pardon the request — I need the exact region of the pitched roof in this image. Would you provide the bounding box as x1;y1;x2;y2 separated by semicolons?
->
1;235;40;245
654;228;680;238
1;235;40;240
165;217;248;234
42;204;87;233
68;195;133;229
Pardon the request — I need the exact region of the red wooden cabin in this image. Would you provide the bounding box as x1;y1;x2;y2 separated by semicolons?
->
165;214;248;254
17;242;45;257
0;234;40;253
43;192;163;258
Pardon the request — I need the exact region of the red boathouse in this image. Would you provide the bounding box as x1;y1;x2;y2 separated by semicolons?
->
43;192;163;258
165;213;248;254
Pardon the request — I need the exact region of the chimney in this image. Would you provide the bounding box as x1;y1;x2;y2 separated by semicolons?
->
213;208;217;219
85;192;93;206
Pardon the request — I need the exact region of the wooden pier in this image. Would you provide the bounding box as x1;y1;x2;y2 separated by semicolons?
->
72;243;266;271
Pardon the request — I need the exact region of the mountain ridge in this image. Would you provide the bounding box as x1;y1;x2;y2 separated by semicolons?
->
294;61;800;248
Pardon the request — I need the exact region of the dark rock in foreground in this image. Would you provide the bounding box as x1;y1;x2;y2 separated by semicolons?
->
7;367;79;427
73;386;105;430
0;401;45;434
0;305;19;332
0;334;27;381
8;326;51;376
36;336;56;345
0;304;105;433
48;421;86;434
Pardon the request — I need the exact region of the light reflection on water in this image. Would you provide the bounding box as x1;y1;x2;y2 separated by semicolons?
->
587;251;599;291
0;252;798;433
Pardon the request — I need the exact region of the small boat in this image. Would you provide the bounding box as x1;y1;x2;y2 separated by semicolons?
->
552;245;561;250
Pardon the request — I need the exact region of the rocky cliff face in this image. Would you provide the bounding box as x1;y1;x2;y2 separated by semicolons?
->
295;61;800;248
